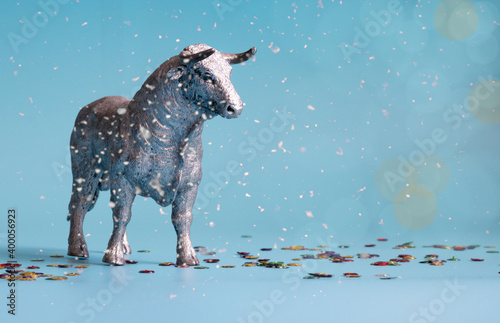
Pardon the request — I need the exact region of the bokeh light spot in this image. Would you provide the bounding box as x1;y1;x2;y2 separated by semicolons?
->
415;154;450;195
434;0;478;40
375;158;418;201
393;186;438;230
468;79;500;124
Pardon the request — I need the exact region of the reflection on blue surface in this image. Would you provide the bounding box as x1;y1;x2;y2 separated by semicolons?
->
0;0;499;322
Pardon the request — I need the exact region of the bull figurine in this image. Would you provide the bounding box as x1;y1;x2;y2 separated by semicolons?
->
67;43;256;266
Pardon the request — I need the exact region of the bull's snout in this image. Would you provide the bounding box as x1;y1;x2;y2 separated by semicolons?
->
221;102;242;119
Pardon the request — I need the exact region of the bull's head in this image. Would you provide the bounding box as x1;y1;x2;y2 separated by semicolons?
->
167;43;256;119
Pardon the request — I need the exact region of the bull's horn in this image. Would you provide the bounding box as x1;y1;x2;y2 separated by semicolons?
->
179;48;216;65
222;47;257;64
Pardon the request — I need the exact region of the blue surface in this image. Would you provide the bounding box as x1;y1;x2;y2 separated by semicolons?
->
1;0;499;322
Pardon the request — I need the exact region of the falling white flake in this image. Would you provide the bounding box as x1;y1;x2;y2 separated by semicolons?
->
278;141;287;152
140;125;152;140
307;105;315;111
268;42;280;53
305;210;314;218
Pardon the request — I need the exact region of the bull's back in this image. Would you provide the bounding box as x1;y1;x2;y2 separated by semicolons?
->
72;96;130;137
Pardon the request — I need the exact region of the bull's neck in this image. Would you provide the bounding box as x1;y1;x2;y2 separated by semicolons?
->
130;93;204;149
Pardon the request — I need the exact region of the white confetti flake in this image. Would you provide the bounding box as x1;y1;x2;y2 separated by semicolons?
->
140;125;152;140
268;42;280;53
305;210;314;218
278;141;287;152
307;105;315;111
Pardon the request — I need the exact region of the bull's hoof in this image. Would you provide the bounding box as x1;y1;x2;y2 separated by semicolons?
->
68;240;89;258
102;246;125;265
176;251;199;266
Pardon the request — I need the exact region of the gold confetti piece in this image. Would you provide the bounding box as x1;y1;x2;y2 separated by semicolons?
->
159;262;175;266
46;276;68;280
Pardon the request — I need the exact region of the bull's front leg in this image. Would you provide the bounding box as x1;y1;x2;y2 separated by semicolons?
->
172;184;200;266
102;177;135;265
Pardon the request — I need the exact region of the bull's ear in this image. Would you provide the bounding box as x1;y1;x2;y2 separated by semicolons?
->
166;66;186;80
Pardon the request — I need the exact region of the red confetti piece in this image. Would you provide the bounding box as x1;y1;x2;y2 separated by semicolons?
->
390;259;409;263
471;258;484;262
139;270;155;273
125;260;138;264
371;261;388;266
204;259;220;263
377;238;388;241
365;244;376;247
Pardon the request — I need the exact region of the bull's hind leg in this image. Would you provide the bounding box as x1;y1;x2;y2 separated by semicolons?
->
67;171;100;258
102;177;135;265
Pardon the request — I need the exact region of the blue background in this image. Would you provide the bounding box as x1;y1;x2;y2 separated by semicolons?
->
0;0;499;322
